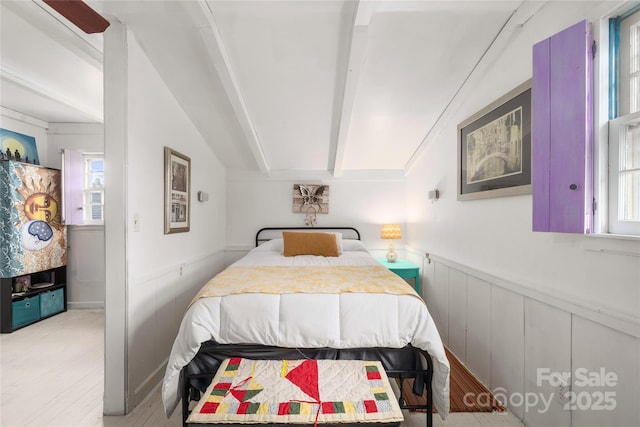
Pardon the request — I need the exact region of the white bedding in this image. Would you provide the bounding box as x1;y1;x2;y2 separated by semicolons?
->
161;238;450;419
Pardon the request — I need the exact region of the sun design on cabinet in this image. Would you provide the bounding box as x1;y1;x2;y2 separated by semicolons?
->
14;166;61;226
8;164;65;273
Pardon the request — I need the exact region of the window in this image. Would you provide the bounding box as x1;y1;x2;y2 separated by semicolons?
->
609;7;640;235
83;155;104;224
62;149;103;226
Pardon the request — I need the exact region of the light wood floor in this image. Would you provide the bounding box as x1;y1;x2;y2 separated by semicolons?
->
1;310;525;427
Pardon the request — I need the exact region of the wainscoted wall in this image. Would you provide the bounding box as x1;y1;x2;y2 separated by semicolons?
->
128;249;227;408
66;225;105;308
103;24;227;414
400;4;639;426
405;249;639;427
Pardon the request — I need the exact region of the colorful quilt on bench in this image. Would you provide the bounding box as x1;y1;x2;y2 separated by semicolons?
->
187;358;404;424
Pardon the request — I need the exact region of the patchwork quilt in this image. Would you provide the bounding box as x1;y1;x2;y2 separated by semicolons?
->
187;358;404;424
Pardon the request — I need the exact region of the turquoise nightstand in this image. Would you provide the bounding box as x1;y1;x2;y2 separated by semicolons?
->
377;258;420;293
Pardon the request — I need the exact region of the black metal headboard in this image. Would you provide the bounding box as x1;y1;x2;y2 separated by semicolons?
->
255;227;361;247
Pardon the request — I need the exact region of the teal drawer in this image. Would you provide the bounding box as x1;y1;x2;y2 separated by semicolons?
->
40;288;64;318
12;295;41;329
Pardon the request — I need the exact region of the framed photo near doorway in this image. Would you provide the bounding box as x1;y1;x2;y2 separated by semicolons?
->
164;147;190;234
457;80;532;201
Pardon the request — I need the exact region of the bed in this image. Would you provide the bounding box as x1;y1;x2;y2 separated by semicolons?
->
161;227;450;427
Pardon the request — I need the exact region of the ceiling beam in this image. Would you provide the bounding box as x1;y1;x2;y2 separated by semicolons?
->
331;26;367;176
1;65;103;122
197;0;269;174
42;0;110;34
1;106;49;129
330;0;372;176
4;1;103;70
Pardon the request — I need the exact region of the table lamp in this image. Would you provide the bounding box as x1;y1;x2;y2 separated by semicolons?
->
381;224;401;262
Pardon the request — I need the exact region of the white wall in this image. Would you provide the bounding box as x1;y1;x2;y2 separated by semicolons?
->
408;1;639;320
45;122;103;168
103;24;227;414
406;3;639;426
226;169;407;254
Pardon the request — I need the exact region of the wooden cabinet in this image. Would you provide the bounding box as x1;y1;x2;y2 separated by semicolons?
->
1;266;67;333
0;160;67;332
532;20;594;233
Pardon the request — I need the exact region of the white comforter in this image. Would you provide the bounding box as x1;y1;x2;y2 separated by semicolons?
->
161;239;450;419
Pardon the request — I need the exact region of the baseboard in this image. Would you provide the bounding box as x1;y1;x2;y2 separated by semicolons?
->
131;359;168;410
68;301;105;309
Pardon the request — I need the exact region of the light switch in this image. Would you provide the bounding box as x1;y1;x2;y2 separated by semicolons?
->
197;191;209;202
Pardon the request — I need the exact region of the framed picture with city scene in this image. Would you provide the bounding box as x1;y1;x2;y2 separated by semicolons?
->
164;147;191;234
457;80;532;201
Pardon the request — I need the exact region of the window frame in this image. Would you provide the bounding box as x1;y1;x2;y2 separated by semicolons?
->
82;153;104;225
618;8;640;116
606;6;640;236
608;111;640;235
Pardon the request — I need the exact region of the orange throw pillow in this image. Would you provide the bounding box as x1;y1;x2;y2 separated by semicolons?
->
282;232;339;257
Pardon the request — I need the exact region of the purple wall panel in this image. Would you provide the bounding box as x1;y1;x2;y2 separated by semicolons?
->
532;39;551;232
532;20;592;233
549;20;588;233
63;149;84;225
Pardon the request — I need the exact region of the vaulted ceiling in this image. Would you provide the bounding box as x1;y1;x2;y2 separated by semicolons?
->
2;1;535;174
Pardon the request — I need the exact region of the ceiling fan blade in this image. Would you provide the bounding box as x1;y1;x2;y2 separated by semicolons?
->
43;0;110;34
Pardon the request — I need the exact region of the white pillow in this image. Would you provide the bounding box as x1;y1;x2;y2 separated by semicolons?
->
341;239;368;252
332;232;344;254
255;238;283;252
